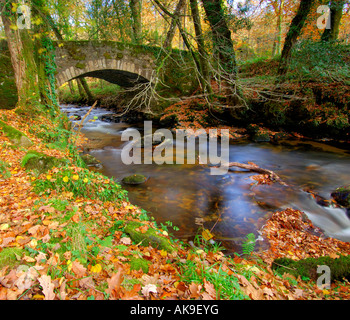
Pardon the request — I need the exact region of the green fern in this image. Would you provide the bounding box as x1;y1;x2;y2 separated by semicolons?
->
242;233;256;255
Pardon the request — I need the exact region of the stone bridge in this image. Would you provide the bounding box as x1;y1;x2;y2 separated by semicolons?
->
0;39;195;109
55;40;157;88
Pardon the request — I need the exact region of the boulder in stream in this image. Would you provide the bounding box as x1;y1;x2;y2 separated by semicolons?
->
122;174;148;185
331;185;350;208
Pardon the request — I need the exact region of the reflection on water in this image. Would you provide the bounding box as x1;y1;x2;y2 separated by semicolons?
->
61;104;350;252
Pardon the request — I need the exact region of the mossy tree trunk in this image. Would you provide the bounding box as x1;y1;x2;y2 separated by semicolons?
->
277;0;315;77
321;0;345;42
0;0;59;115
129;0;142;44
201;0;242;106
163;0;186;49
189;0;212;95
0;0;41;111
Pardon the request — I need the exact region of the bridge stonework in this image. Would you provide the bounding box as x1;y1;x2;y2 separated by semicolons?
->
54;41;157;87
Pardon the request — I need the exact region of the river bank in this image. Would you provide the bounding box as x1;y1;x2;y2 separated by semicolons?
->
1;106;350;300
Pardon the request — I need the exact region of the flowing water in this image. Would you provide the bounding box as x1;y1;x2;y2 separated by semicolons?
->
61;104;350;252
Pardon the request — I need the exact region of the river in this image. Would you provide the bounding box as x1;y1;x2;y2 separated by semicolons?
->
61;104;350;253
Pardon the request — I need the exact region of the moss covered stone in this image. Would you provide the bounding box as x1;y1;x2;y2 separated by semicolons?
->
79;153;101;167
124;221;175;252
272;255;350;282
21;150;67;174
122;174;147;185
116;52;124;60
331;186;350;208
75;62;86;69
0;120;32;148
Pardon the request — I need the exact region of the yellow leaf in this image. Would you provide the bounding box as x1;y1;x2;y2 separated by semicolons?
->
83;178;88;183
67;260;72;272
323;289;330;295
28;239;37;249
202;229;214;241
58;43;64;47
38;48;46;54
72;175;79;181
46;175;52;180
91;264;102;273
160;250;167;257
0;223;9;230
32;294;45;300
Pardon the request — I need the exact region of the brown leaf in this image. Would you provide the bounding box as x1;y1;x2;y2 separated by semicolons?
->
203;279;216;299
72;260;87;278
189;282;201;299
120;237;132;245
106;268;124;300
38;274;55;300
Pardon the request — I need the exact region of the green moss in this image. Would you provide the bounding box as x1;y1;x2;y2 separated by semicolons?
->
0;44;18;110
79;153;101;167
0;248;23;269
103;52;112;59
0;158;11;179
331;185;350;207
272;255;350;282
116;52;124;60
129;258;151;273
21;150;67;174
122;174;147;185
0;120;32;147
75;62;86;69
124;221;175;252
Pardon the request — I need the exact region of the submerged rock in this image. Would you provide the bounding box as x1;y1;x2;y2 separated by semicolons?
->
122;174;147;185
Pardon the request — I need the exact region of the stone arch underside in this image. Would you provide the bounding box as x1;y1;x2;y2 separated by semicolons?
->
55;58;154;88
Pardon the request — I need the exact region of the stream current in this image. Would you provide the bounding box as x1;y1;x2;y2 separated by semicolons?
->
61;104;350;252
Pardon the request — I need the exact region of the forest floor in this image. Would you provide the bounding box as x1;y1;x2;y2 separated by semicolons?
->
1;107;350;300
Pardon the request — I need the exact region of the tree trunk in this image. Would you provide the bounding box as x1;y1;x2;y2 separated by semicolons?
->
76;79;84;99
201;0;242;105
163;0;186;49
321;0;345;42
129;0;142;44
272;0;285;57
189;0;212;94
277;0;315;77
0;0;41;110
153;0;202;75
79;78;94;103
68;80;75;95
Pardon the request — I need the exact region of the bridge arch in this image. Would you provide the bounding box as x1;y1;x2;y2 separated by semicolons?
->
55;41;156;88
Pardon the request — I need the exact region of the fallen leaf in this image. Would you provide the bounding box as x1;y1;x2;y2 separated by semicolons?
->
38;274;55;300
120;237;132;245
203;279;216;299
106;268;124;300
142;284;158;297
90;264;102;273
72;260;87;277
